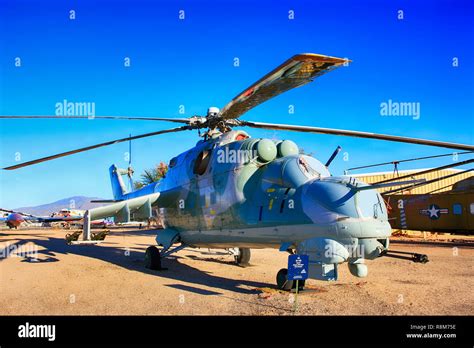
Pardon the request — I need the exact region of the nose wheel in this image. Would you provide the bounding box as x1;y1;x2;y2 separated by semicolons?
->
145;246;162;270
276;268;305;291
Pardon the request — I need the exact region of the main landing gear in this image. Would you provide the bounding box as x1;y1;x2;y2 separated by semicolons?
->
145;243;187;271
228;247;251;266
276;268;305;291
145;246;162;270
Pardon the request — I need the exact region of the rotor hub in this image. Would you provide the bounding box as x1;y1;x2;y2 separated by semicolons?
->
207;106;220;117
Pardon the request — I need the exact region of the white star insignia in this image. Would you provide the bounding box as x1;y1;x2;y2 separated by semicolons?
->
428;205;439;218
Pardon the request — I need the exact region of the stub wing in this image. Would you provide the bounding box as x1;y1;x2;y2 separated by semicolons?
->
220;53;349;120
87;187;181;223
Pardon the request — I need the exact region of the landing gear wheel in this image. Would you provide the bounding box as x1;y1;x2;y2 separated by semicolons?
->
234;248;251;265
276;268;293;291
276;268;306;291
296;280;306;291
145;246;162;270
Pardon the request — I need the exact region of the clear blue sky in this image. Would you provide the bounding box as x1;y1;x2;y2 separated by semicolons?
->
1;0;473;208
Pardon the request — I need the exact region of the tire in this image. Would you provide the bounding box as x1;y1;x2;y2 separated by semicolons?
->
296;280;306;291
235;248;251;265
276;268;293;291
276;269;306;291
145;246;162;270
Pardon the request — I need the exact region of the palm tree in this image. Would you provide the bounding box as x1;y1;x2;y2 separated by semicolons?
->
134;162;168;189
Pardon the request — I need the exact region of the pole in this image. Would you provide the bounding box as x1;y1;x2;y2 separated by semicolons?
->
83;210;91;241
294;280;299;313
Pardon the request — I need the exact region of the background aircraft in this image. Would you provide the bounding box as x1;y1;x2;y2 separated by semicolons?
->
0;208;83;229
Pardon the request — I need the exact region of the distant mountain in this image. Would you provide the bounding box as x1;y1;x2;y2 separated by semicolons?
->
14;196;108;216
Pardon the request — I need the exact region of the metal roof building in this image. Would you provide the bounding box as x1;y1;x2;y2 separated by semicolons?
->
350;168;473;194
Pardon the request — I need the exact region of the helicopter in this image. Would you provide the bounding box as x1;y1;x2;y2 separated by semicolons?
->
2;53;473;290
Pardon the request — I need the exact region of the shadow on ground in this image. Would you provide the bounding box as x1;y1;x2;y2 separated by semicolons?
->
1;229;271;295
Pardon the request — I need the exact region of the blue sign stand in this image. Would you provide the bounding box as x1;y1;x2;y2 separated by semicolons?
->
287;254;309;312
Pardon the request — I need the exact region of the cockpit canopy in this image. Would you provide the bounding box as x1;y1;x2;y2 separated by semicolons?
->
261;154;330;188
306;176;388;219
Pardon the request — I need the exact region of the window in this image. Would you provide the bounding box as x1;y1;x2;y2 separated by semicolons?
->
298;156;321;179
470;203;474;215
453;203;462;215
193;150;212;175
169;157;178;168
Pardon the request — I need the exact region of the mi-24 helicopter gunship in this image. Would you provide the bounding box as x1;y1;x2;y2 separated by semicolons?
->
3;53;473;290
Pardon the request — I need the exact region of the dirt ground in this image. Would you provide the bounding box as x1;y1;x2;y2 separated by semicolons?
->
1;227;473;315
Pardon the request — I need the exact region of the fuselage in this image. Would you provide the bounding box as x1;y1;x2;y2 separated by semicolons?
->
4;213;25;229
123;130;392;249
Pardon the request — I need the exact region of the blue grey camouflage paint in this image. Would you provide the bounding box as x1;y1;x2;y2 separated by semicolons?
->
97;130;392;280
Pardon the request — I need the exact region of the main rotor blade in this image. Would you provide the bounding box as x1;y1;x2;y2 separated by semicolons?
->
238;121;474;151
0;115;191;123
220;53;349;120
3;126;192;170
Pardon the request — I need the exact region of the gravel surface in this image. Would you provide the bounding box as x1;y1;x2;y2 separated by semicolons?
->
1;227;473;315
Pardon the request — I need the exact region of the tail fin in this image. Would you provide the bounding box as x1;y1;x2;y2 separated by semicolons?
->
109;165;129;200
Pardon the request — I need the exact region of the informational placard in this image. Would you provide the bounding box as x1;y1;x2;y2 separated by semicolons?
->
287;254;309;281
